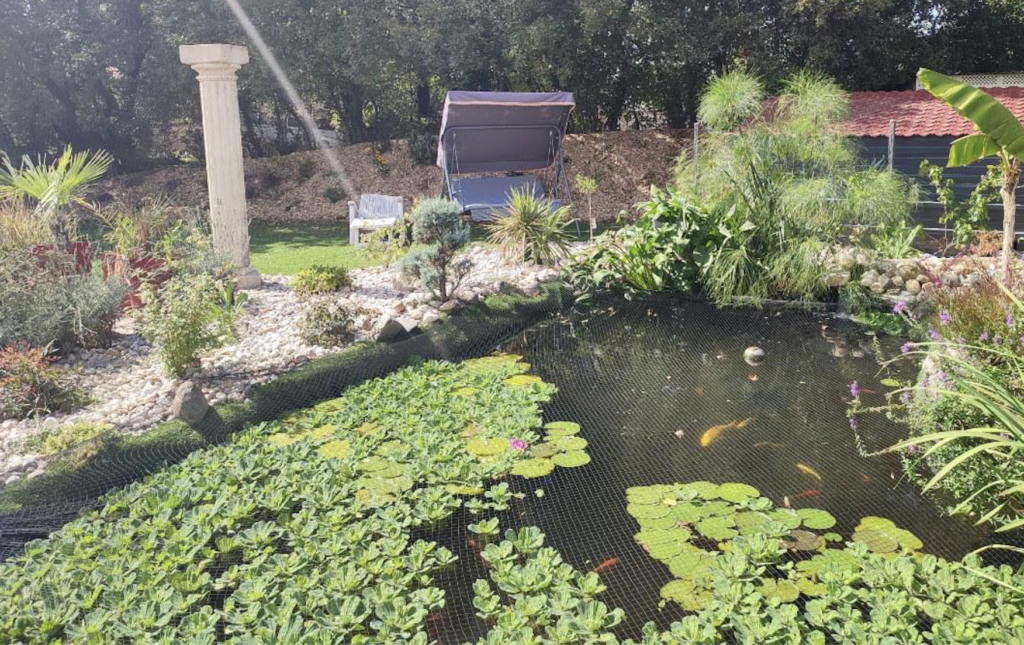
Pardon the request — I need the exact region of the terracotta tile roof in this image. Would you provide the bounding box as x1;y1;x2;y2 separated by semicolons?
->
843;88;1024;138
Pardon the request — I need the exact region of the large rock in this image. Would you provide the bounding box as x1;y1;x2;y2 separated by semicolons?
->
170;381;210;425
374;316;419;341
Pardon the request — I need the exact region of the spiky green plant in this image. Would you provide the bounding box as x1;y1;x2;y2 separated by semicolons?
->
0;146;113;243
485;188;573;265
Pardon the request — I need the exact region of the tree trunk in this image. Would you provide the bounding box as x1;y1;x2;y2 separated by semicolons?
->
1001;163;1021;281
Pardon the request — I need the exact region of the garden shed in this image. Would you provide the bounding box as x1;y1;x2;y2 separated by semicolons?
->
843;87;1024;232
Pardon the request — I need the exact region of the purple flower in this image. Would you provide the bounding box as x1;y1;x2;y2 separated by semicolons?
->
850;382;861;399
900;391;912;405
509;438;528;451
935;370;952;388
901;341;914;354
928;327;941;341
1008;313;1016;328
907;444;920;455
849;415;858;430
980;330;990;342
939;310;951;326
893;300;907;315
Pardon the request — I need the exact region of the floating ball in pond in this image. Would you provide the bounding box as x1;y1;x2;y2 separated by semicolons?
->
744;346;765;366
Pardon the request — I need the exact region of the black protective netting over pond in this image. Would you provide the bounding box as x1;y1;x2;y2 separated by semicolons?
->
2;292;1022;644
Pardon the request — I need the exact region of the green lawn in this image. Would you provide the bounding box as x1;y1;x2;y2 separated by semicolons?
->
249;221;382;276
249;219;616;276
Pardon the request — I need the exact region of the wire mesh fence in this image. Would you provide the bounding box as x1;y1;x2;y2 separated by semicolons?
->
1;292;1021;643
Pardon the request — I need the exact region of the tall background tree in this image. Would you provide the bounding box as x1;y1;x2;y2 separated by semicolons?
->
2;0;1023;168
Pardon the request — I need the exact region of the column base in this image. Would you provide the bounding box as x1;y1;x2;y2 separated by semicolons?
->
233;265;262;290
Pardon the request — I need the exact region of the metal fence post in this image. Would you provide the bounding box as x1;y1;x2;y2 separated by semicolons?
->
887;119;896;172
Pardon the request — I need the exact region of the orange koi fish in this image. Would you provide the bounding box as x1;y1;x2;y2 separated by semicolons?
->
700;418;753;447
796;463;823;481
592;557;620;574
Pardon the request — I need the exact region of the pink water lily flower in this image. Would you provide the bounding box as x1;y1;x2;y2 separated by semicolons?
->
509;438;529;451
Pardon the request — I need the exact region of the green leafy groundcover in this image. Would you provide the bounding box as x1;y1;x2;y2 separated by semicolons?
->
4;354;1023;645
0;354;583;644
624;482;1024;644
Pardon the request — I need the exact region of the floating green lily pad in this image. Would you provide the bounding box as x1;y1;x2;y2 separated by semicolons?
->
635;529;679;546
545;421;581;436
717;482;760;503
769;509;802;530
531;442;562;458
311;397;346;413
552;450;591;468
672;502;707;524
891;527;923;552
552;436;588;451
627;486;670;505
734;511;773;535
853;528;899;553
648;540;687;560
506;374;543;387
759;578;800;603
667;552;716;581
511;458;555;478
466;437;509;457
796;549;861;576
306;425;336;441
679;481;720;500
701;501;734;517
460;424;479;439
453;386;478;397
696;516;738;541
317;439;351;459
880;378;901;387
784;529;822;552
660;579;696;603
856;516;896;532
636;515;680;530
796;508;837;530
628;502;673;519
795;576;826;597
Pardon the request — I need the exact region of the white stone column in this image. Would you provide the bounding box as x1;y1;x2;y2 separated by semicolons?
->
179;44;260;288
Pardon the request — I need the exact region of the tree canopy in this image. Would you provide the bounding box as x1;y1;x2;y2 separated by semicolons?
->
1;0;1022;167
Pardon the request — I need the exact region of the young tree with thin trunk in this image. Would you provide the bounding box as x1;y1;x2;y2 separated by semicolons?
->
918;69;1024;281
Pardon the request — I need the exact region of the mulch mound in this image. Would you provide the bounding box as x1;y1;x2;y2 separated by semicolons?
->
104;129;689;223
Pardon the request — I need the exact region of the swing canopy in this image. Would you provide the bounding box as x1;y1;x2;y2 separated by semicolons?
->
437;91;575;219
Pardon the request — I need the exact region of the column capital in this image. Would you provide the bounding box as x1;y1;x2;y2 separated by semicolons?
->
179;44;249;69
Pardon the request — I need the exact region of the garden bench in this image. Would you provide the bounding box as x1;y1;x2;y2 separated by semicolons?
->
348;194;403;247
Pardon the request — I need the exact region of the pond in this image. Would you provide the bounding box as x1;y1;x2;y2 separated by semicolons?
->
426;296;990;643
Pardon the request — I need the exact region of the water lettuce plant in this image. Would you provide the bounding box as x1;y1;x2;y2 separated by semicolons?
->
625;481;1024;644
0;354;580;643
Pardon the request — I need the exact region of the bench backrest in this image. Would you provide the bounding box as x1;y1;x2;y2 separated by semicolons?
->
358;194;403;219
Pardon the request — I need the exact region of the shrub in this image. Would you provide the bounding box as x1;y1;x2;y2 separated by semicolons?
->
408;123;436;166
20;421;111;456
0;198;53;250
296;157;317;181
138;274;225;378
676;70;916;303
920;161;1000;249
298;299;356;347
485;188;573;265
0;345;87;420
564;187;731;300
0;249;127;351
291;264;353;296
399;198;470;301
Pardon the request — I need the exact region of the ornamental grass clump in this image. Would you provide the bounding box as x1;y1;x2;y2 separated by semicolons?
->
485;188;573;265
675;69;916;303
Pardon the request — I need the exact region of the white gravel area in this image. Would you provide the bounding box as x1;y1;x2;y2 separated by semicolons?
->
0;244;563;483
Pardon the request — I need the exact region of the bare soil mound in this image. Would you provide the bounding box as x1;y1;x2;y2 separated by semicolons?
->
106;129;688;222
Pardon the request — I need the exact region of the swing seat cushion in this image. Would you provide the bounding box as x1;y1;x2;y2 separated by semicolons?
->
453;175;544;221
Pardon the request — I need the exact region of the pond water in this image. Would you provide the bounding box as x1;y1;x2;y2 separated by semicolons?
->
424;296;990;644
